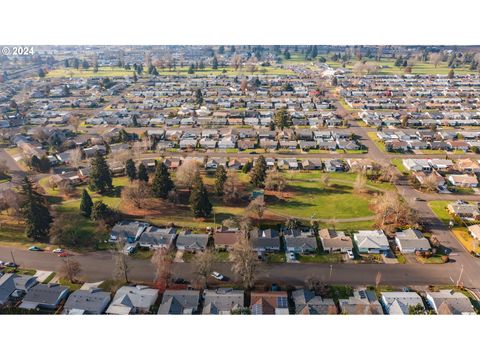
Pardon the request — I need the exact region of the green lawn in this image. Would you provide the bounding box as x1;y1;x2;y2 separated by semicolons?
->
428;201;452;225
268;172;392;220
391;159;409;175
367;132;387;153
58;278;83;291
46;66;133;78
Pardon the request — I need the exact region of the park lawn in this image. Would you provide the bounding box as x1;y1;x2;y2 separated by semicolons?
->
390;158;409;175
298;253;343;263
320;220;375;232
268;171;393;221
46;66;133;78
156;65;294;76
0;215;51;249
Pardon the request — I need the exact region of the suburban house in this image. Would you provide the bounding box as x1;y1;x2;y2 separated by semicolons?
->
138;226;177;250
109;221;149;243
175;230;209;252
106;285;158;315
250;228;281;253
467;224;480;244
402;159;431;172
319;229;353;253
380;292;425;315
456;158;480;173
353;230;390;254
158;290;201;315
250;291;289;315
447;201;480;220
394;229;431;253
447;174;478;188
283;229;318;254
19;283;69;311
0;274;38;306
324;159;345;172
292;288;337;315
202;288;245;315
63;288;111;315
214;227;242;250
425;290;476;315
338;288;384;315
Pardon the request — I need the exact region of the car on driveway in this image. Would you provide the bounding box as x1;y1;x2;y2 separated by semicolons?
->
211;271;225;280
126;246;136;255
347;250;355;259
28;246;43;251
287;252;296;261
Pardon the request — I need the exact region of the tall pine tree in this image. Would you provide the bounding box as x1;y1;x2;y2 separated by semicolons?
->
125;158;136;181
20;177;52;240
89;152;113;194
137;163;149;182
214;165;227;195
189;174;212;218
152;162;174;199
250;155;267;188
80;189;93;218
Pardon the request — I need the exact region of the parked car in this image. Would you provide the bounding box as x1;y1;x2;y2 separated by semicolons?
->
347;250;355;259
287;252;296;261
211;271;225;280
28;246;43;251
126;246;136;255
52;248;64;254
172;278;189;284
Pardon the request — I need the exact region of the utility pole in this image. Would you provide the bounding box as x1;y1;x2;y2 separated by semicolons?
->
329;265;333;280
10;250;16;265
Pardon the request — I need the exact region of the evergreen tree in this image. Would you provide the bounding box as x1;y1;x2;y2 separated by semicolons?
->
188;64;195;74
80;189;93;218
189;174;212;218
152;162;174;199
218;45;225;54
89;152;113;194
250;155;267;188
274;108;292;129
214;165;227;195
91;200;114;223
38;68;46;78
125;159;136;181
137;163;149;182
20;177;52;240
212;56;218;69
195;88;203;105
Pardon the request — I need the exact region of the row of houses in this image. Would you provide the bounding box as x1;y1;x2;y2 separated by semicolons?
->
1;273;474;315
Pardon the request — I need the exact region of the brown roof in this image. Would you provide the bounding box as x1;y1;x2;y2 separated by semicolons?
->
214;230;242;246
250;291;288;315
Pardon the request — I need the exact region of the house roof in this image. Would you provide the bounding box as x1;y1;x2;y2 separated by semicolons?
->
292;289;337;315
381;292;424;315
202;288;244;314
250;291;289;315
319;229;353;249
158;290;200;315
176;232;209;250
395;229;431;250
106;285;158;314
63;288;111;314
354;230;389;249
20;283;69;308
426;290;475;315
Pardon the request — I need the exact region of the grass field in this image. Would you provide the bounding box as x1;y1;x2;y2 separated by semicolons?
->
428;201;452;225
267;172;393;221
46;66;133;78
366;132;387;153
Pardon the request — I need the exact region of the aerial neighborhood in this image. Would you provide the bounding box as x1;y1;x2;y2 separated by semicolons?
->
1;45;480;315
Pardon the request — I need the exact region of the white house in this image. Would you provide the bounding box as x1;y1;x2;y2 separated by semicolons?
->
353;230;389;254
394;229;431;253
380;292;425;315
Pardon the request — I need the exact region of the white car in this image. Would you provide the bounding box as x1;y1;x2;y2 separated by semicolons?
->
52;248;64;254
211;271;225;280
347;250;355;259
287;252;296;261
126;246;136;255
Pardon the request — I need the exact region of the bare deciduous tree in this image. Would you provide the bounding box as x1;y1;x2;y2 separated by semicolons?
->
121;181;153;209
265;170;287;193
230;238;258;289
223;170;241;204
429;53;443;68
175;159;201;189
151;248;173;290
193;249;215;288
113;241;130;283
353;172;368;194
60;258;82;283
246;198;265;222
